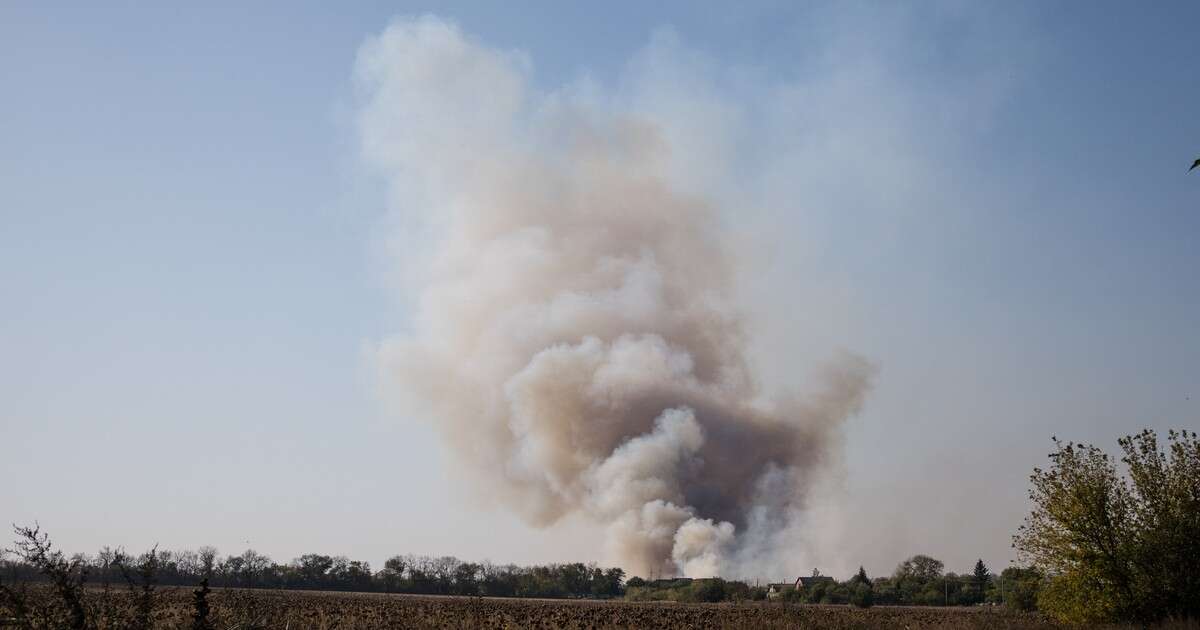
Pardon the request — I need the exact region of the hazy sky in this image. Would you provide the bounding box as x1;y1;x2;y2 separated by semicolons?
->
2;1;1198;581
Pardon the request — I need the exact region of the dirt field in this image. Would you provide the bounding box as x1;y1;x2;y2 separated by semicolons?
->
27;588;1067;629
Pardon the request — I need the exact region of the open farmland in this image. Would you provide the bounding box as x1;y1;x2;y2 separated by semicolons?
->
3;587;1072;629
211;592;1054;629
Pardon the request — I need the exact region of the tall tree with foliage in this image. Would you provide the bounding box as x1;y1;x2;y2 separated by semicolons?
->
1014;429;1200;623
890;555;945;605
970;559;990;603
894;555;943;582
849;567;874;608
852;566;870;586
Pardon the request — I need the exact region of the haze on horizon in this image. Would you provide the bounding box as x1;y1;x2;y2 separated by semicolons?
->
2;1;1198;582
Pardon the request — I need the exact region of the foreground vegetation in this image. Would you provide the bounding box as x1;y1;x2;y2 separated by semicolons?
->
1014;429;1199;624
1;587;1070;629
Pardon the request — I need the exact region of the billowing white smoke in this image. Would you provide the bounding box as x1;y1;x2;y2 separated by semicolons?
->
358;16;874;578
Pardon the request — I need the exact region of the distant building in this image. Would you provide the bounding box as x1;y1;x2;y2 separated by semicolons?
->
647;577;693;589
766;571;835;599
765;583;795;599
795;575;834;590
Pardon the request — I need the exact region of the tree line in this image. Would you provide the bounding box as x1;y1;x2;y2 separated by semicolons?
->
856;556;1036;608
1;525;1035;611
621;558;1040;609
0;533;625;600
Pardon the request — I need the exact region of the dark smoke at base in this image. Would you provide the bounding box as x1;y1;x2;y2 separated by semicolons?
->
359;17;875;578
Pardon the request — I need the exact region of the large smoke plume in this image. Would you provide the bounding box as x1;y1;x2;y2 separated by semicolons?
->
359;17;874;578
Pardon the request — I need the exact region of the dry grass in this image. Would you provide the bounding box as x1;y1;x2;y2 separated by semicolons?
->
6;587;1198;629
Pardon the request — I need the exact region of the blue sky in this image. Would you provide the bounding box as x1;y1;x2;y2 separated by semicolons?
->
2;1;1197;579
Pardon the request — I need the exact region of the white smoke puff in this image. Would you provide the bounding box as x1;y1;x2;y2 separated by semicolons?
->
354;15;528;203
725;463;803;576
361;16;875;578
582;407;704;519
501;338;703;521
607;500;694;579
673;517;736;578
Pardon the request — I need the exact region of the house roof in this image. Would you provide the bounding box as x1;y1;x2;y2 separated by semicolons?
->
796;576;835;587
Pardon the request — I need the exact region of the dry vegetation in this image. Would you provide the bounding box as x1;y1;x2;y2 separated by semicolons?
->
3;586;1068;629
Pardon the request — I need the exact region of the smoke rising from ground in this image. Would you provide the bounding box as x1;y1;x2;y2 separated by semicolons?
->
358;16;874;578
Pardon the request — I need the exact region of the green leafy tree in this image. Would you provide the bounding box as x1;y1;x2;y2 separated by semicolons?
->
591;567;625;598
849;582;874;608
892;555;943;603
804;580;830;604
691;578;727;603
295;554;334;587
848;568;874;608
895;555;943;582
852;566;870;586
1014;430;1200;623
996;567;1043;612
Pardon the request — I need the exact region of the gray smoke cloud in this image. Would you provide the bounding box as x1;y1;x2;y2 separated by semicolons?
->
358;16;875;578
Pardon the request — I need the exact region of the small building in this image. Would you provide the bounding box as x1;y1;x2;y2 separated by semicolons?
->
765;583;795;599
795;575;834;591
767;571;835;599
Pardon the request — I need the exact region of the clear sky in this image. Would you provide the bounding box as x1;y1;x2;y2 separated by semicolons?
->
2;1;1198;580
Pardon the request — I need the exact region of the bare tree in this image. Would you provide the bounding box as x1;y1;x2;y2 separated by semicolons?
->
197;546;218;580
9;524;88;629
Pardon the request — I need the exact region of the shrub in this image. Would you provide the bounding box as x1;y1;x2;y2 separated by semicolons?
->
10;524;88;629
780;588;804;603
192;578;212;630
849;583;874;608
689;578;727;603
998;567;1043;613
